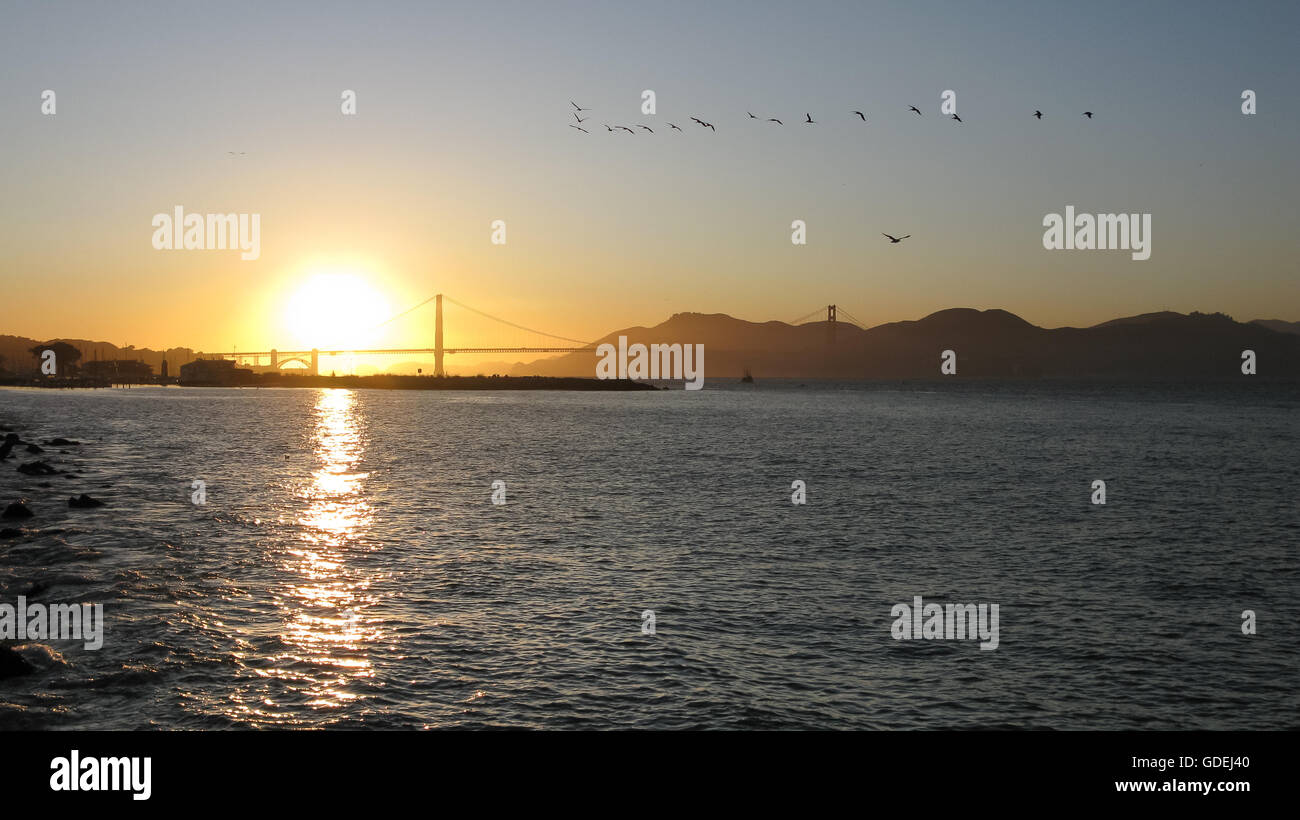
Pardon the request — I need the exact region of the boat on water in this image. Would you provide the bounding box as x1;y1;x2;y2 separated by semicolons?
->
740;369;754;384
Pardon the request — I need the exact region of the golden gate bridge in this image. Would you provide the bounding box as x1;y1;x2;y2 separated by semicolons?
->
205;294;861;376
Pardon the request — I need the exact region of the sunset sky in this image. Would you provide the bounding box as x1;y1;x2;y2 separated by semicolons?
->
1;0;1297;353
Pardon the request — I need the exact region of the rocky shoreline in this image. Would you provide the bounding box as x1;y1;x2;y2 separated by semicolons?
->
0;426;104;680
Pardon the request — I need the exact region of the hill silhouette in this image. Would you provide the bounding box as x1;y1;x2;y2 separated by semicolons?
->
0;335;196;377
5;309;1297;381
508;309;1300;380
1252;319;1300;336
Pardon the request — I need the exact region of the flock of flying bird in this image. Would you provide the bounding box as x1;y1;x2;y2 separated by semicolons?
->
569;98;1097;240
567;100;1096;134
565;100;1096;245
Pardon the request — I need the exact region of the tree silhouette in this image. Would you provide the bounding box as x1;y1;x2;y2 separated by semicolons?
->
29;341;82;375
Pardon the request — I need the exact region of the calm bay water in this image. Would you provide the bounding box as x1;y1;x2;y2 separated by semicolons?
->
1;381;1297;730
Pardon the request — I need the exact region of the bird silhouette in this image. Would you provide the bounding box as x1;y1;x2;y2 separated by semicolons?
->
616;126;635;134
636;124;653;133
951;113;963;123
690;116;705;126
748;112;758;119
767;117;782;125
854;111;866;121
1083;111;1094;118
804;113;816;124
882;233;911;243
909;106;922;115
668;123;682;131
1034;110;1043;119
603;124;614;131
704;121;715;130
569;124;588;133
570;101;590;111
573;113;588;123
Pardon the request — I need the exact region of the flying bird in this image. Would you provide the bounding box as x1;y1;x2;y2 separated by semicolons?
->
950;114;963;123
569;125;588;133
882;233;911;243
668;123;682;131
1034;110;1043;119
573;113;588;123
748;112;758;119
704;121;715;130
616;126;635;134
909;106;922;115
690;116;706;126
570;101;590;111
767;117;782;125
1083;111;1094;118
804;113;815;123
853;111;866;121
603;124;615;131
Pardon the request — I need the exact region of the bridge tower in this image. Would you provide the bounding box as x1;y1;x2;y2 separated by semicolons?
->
827;304;837;343
434;293;444;377
271;349;278;370
310;349;319;376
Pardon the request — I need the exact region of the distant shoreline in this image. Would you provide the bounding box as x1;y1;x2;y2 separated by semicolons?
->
0;374;660;391
200;374;661;390
5;374;1300;392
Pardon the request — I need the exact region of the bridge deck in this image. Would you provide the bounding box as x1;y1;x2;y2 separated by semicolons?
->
208;347;595;357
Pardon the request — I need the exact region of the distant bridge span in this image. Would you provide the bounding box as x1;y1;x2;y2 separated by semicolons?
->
205;294;597;376
204;295;853;376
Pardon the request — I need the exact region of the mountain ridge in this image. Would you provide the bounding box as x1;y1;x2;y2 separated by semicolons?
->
507;308;1300;379
4;308;1298;380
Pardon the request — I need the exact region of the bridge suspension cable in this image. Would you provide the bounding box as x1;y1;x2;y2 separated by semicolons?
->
835;307;869;329
374;294;439;329
443;296;595;346
788;307;826;325
788;305;868;329
373;292;596;346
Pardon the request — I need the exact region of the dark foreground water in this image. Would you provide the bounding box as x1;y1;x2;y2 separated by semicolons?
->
1;381;1297;729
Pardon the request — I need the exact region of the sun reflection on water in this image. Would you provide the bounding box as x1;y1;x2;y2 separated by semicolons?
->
242;388;382;722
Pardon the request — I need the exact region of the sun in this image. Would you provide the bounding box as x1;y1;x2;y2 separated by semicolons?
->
284;273;392;350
